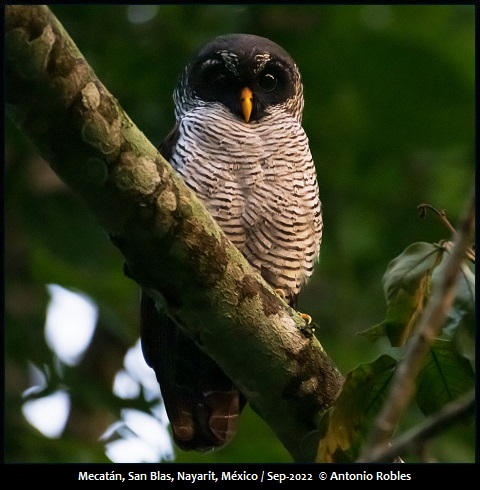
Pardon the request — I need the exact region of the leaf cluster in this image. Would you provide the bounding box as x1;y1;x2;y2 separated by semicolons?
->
316;223;475;462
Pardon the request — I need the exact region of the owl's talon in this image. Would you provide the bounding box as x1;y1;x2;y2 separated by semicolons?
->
274;288;287;301
300;313;312;325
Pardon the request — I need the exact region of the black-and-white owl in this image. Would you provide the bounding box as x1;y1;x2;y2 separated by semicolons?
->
140;33;322;452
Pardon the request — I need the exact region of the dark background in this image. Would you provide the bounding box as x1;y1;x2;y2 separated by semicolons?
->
5;5;475;463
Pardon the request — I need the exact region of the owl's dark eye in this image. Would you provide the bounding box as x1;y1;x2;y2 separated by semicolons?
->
200;63;235;93
258;72;277;92
212;72;229;89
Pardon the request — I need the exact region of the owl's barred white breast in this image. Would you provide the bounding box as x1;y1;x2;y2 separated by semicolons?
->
171;103;322;298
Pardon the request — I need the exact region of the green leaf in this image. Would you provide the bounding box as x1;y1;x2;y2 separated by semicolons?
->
416;339;474;417
361;239;475;363
361;242;444;346
357;321;387;342
316;355;397;462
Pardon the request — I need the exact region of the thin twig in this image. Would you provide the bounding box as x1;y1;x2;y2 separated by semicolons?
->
417;203;458;236
418;203;475;263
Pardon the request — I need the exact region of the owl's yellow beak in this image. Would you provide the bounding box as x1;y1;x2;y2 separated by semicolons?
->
241;87;253;123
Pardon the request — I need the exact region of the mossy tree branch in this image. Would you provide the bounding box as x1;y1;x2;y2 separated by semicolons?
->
5;5;344;462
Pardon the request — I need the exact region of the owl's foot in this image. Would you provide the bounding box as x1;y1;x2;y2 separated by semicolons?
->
300;317;316;338
274;288;315;336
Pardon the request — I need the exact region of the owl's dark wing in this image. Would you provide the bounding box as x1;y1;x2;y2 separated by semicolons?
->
157;122;180;162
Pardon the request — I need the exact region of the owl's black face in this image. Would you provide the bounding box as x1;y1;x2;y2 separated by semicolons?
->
190;51;296;122
177;34;303;123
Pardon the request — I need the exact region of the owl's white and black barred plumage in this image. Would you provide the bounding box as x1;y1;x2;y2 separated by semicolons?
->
141;34;322;452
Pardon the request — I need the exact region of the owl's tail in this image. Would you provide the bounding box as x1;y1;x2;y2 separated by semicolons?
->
140;292;246;452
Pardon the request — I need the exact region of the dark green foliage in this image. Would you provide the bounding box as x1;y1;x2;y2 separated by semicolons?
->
316;355;397;462
330;238;475;462
416;340;474;417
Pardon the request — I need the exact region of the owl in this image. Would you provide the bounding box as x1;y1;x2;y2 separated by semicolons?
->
140;33;322;452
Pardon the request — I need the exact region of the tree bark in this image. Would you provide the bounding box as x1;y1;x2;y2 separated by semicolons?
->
5;4;344;462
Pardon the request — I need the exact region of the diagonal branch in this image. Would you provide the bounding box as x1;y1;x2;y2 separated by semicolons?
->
5;5;344;462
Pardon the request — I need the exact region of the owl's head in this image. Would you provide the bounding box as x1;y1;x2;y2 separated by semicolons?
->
174;34;304;124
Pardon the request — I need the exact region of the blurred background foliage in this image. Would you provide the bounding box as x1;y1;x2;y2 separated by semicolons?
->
5;5;475;463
